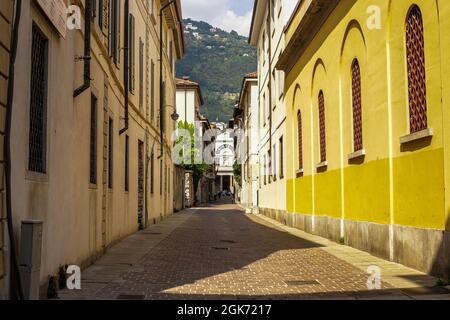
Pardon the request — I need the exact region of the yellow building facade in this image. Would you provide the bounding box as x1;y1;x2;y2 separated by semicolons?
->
278;0;449;280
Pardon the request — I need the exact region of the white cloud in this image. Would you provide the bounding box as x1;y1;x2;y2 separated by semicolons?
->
181;0;253;37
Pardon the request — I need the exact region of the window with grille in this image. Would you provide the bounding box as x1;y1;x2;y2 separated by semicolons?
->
151;60;155;120
150;152;154;194
160;159;163;195
138;140;144;227
90;94;98;184
297;110;303;170
406;5;427;133
129;14;135;93
29;25;48;174
125;135;129;191
272;145;277;181
263;155;267;185
351;59;363;151
139;38;144;109
318;91;327;163
108;118;113;189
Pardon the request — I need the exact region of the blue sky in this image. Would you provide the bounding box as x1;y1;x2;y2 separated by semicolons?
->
181;0;254;36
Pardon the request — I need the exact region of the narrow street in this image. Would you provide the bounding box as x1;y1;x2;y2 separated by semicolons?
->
59;201;449;300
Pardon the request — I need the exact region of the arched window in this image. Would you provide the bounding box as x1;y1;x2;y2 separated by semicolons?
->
406;5;427;133
318;91;326;163
351;59;363;151
297;110;303;170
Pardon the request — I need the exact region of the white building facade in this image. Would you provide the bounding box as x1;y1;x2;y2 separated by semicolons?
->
249;0;297;218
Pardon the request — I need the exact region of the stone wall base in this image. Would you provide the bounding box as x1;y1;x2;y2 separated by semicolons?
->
258;208;449;281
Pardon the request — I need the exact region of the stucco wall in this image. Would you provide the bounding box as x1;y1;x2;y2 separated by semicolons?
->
282;0;449;279
7;0;181;295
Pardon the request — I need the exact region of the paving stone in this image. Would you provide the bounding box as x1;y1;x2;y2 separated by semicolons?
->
59;203;449;300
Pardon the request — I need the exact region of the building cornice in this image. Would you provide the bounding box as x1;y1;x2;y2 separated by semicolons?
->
276;0;339;73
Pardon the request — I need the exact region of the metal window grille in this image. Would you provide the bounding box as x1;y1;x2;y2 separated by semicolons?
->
139;39;144;109
279;136;284;179
125;135;129;191
352;59;363;151
406;5;427;133
90;95;98;184
160;159;163;195
129;14;135;92
151;61;155;120
29;25;48;174
138;141;144;228
150;153;154;194
297;110;303;170
108;118;113;189
318;91;326;163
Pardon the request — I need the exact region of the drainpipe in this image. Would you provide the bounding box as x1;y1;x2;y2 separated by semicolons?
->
73;0;92;98
119;0;130;135
5;0;24;300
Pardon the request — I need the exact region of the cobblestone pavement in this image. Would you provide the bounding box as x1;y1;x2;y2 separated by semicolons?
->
59;201;450;300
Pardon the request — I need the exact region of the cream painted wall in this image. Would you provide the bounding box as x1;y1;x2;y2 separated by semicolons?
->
8;0;182;290
252;0;297;212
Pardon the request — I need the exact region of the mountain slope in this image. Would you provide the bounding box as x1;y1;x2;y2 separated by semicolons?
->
176;19;257;122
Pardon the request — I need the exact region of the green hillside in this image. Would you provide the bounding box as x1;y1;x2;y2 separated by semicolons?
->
176;19;257;122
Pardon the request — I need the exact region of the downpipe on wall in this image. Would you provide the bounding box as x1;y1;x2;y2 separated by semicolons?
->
5;0;24;300
119;0;130;135
73;0;92;98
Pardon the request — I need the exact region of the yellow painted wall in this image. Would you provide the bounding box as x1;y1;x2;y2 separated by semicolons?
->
284;0;448;230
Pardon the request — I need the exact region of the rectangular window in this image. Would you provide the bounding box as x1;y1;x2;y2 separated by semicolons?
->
169;41;173;73
151;60;155;120
108;117;113;189
129;14;135;93
279;136;284;179
110;0;120;64
150;152;155;194
90;94;98;184
29;25;48;174
97;0;103;30
263;155;267;185
160;159;163;195
125;135;129;191
138;140;144;227
272;145;277;181
139;38;144;109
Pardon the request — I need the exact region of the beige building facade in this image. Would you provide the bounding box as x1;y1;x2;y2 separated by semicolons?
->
1;0;184;298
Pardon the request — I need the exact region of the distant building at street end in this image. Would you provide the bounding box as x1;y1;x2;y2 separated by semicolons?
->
176;76;204;126
235;72;259;214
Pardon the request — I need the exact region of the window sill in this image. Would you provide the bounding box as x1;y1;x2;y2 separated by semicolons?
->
316;161;328;170
348;149;366;161
400;128;433;145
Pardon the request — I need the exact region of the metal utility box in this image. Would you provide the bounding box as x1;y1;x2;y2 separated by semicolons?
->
19;220;43;300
